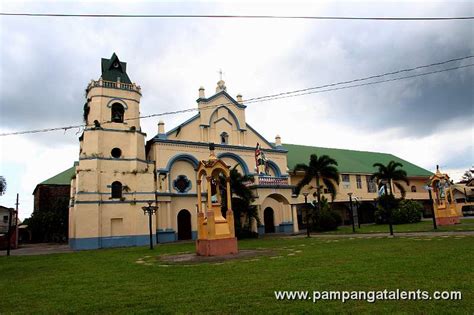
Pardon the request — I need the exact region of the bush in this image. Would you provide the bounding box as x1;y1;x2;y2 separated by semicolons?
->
394;200;423;224
312;210;342;232
375;194;399;224
375;196;423;225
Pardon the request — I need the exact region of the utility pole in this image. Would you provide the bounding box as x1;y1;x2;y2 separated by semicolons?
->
428;189;437;230
348;193;355;233
15;194;19;248
302;192;310;238
6;194;18;256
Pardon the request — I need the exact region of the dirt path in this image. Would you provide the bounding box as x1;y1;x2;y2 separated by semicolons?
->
3;230;473;257
1;243;72;256
289;230;474;238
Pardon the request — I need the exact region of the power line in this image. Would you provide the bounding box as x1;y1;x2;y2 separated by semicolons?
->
1;12;473;20
243;64;474;104
0;59;472;137
246;55;474;102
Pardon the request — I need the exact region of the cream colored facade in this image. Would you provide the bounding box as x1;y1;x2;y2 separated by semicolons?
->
69;54;432;250
147;80;295;243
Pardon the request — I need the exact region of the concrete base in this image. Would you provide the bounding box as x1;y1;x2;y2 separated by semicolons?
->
196;237;238;256
436;216;460;226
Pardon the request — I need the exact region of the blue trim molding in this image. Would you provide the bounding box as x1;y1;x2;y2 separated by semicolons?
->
196;90;246;109
266;160;282;177
246;124;276;149
217;152;250;175
258;225;265;235
165;153;200;171
74;199;155;204
70;234;154;250
208;105;246;131
166;114;200;136
149;139;287;153
157;230;176;243
79;156;153;164
278;222;293;233
84;127;147;136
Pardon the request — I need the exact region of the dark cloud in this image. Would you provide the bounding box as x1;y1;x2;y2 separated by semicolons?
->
285;3;474;137
0;1;472;141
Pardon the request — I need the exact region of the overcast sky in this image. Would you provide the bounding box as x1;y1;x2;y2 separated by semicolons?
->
0;0;473;219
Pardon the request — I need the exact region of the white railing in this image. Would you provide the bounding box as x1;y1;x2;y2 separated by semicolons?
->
257;175;289;186
87;79;141;93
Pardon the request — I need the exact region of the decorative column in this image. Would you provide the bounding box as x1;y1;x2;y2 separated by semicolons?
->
206;176;213;212
291;204;299;233
206;175;216;239
226;177;234;236
197;179;202;213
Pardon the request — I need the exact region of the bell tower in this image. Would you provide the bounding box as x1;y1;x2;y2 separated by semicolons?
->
69;53;156;250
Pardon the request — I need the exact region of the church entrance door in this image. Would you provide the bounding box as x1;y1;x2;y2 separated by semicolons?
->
177;209;192;240
264;207;275;233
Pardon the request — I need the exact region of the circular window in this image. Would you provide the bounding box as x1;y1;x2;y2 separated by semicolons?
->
111;148;122;158
173;175;191;193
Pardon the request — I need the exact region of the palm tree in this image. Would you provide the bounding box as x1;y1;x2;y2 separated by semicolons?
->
294;154;340;236
371;161;410;197
220;166;260;237
371;161;409;236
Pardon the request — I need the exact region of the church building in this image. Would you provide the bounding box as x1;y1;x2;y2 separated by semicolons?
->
68;54;432;250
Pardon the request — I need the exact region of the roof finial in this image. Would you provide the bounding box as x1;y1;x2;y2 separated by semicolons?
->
216;69;227;93
218;68;224;81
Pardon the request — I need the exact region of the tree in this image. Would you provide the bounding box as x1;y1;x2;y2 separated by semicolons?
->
459;167;474;184
293;154;340;236
220;166;260;238
371;161;410;197
371;161;409;235
27;196;69;243
0;176;6;196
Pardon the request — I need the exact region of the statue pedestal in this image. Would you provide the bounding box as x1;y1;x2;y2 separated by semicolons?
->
196;237;238;256
436;216;460;226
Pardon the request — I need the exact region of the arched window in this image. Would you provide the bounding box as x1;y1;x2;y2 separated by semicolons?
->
111;181;122;198
220;132;229;144
111;103;124;123
411;185;417;193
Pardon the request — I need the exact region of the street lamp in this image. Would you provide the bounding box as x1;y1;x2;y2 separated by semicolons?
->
424;186;437;230
354;196;361;229
302;192;310;238
142;201;158;250
348;192;355;233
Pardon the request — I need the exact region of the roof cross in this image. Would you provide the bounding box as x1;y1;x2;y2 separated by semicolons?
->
217;68;224;81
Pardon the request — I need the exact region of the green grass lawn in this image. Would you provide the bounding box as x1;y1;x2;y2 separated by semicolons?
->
323;218;474;234
1;235;473;314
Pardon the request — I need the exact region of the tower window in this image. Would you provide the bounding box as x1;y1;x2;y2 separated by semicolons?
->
111;103;124;123
111;148;122;158
220;132;229;144
111;181;122;199
411;185;417;193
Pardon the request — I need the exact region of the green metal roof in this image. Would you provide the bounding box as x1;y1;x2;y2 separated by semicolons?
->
100;53;132;84
39;165;76;185
283;143;432;177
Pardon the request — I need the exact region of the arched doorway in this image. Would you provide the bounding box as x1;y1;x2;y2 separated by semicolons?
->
177;209;192;240
264;207;275;233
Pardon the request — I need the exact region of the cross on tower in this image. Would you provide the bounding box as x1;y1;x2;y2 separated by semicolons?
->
217;68;224;81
